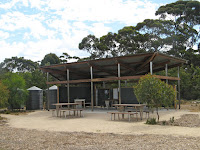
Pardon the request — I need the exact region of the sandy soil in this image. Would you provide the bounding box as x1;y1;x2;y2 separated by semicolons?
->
2;109;200;137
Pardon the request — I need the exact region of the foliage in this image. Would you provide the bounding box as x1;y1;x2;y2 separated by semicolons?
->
156;0;200;58
41;53;61;66
134;74;175;121
155;63;200;101
146;118;157;125
0;57;39;73
2;72;28;110
170;116;175;123
22;69;47;89
0;81;9;108
59;52;80;63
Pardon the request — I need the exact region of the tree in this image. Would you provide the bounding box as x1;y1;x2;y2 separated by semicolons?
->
134;74;175;121
79;34;103;59
22;69;47;89
79;28;148;59
59;52;80;63
0;57;39;72
41;53;61;66
156;0;200;58
2;72;28;110
136;19;175;52
0;81;9;108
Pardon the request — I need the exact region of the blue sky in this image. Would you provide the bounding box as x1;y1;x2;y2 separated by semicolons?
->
0;0;179;63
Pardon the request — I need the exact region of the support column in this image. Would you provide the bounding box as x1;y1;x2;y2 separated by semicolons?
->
47;72;50;111
103;82;106;88
118;63;121;104
125;80;127;87
90;66;94;111
178;66;181;109
150;61;153;75
67;69;70;108
165;64;168;84
57;86;59;103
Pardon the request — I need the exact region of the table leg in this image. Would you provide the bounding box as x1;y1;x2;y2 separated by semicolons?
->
139;106;144;120
56;105;59;117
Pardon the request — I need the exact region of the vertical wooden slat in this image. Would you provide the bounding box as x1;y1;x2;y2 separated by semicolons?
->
150;61;153;75
118;63;121;104
165;64;168;84
177;66;181;109
90;66;94;111
67;69;70;108
47;72;50;110
57;86;59;103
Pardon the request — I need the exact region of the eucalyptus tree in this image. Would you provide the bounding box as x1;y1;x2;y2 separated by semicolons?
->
1;57;39;73
155;0;200;57
41;53;61;66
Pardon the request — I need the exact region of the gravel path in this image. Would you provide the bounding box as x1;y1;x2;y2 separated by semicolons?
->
0;124;200;150
1;110;200;150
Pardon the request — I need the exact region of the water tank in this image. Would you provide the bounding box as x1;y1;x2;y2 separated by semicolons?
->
48;85;57;109
26;86;43;110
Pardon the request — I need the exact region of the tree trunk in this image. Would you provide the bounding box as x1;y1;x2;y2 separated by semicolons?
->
156;107;159;122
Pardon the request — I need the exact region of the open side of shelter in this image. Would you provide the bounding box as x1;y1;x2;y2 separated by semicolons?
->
40;52;187;111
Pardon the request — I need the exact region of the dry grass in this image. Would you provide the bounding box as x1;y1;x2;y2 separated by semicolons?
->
0;109;34;115
180;100;200;112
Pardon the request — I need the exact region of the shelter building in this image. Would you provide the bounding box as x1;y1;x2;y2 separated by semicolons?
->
40;52;187;110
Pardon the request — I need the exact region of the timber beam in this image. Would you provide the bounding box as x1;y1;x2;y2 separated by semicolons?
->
46;75;180;85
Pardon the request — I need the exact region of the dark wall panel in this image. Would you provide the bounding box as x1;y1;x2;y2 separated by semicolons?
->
121;88;138;104
59;87;91;103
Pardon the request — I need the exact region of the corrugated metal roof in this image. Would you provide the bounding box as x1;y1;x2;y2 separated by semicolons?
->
27;86;42;91
49;85;57;90
40;52;187;82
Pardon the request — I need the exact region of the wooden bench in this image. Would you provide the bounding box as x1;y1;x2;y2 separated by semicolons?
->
59;109;83;118
51;109;56;117
69;109;83;117
107;111;138;122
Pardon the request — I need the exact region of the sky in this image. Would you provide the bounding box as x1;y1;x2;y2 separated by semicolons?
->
0;0;178;63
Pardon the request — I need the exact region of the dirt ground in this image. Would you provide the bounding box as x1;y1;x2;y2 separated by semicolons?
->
1;107;200;150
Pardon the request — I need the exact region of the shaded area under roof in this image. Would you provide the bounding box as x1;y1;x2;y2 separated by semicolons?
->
40;52;187;83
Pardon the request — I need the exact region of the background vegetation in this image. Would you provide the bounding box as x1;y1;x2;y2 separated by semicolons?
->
0;0;199;109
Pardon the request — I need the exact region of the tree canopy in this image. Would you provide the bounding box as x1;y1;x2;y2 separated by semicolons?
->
2;73;28;110
41;53;61;66
134;74;175;121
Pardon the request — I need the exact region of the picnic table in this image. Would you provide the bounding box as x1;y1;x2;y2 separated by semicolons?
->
112;104;146;120
52;103;79;117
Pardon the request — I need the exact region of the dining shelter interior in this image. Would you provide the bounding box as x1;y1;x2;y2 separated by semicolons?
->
40;52;187;110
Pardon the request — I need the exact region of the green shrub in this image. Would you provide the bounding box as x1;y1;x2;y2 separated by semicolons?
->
162;120;167;125
134;74;175;121
146;118;157;125
170;117;175;123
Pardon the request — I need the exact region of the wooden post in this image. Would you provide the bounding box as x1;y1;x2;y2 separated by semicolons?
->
174;85;177;109
103;82;106;88
57;86;59;103
165;64;168;84
118;63;121;104
67;69;70;108
90;66;94;111
47;72;50;111
125;80;127;87
150;61;153;75
178;66;181;109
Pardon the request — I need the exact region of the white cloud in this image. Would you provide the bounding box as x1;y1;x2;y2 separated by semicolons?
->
49;0;159;25
0;0;162;63
0;11;55;39
0;31;9;39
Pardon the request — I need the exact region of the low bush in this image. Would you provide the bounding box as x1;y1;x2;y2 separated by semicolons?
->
146;118;157;125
